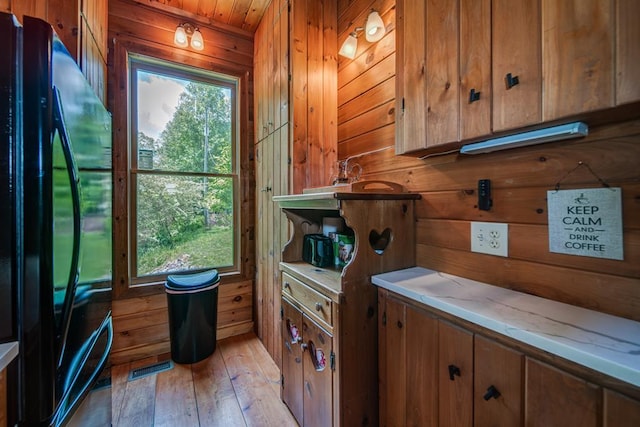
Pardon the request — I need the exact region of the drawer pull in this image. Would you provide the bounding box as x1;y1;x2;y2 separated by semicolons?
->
284;282;290;289
315;302;323;312
448;364;461;381
505;73;519;89
483;385;501;401
469;88;481;103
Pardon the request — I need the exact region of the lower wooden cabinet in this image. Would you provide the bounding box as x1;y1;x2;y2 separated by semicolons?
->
438;321;473;426
381;292;523;427
282;296;333;427
526;358;600;426
604;389;640;427
474;335;523;426
378;288;640;427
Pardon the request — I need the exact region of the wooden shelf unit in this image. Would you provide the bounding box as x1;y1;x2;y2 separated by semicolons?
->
274;191;419;427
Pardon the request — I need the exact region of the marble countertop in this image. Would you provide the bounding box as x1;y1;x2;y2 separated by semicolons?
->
372;267;640;388
0;341;18;372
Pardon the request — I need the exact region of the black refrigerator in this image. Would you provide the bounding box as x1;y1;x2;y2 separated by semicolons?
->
0;13;113;426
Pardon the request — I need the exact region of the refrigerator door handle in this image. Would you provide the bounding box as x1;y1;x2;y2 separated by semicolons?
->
51;313;113;427
52;86;82;368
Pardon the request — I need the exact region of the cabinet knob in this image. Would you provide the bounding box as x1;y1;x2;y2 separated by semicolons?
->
505;73;520;89
448;364;461;381
483;385;501;401
301;343;308;351
469;88;481;103
261;186;272;192
284;282;290;289
315;302;323;312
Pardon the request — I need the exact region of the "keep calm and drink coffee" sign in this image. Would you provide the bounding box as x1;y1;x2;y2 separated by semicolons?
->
547;188;623;260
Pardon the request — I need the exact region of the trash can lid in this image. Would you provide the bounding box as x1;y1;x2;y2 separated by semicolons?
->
165;269;220;292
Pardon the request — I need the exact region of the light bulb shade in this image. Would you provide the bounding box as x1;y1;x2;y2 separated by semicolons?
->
174;25;188;47
365;10;385;42
339;33;358;59
190;29;204;51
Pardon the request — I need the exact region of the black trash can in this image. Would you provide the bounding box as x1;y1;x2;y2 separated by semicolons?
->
165;269;220;364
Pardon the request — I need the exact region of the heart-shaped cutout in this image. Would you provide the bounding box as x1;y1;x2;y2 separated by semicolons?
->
369;228;392;254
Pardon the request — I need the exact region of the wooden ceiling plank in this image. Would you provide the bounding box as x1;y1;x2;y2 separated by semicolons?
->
196;0;218;19
229;0;254;28
213;0;235;24
243;0;270;32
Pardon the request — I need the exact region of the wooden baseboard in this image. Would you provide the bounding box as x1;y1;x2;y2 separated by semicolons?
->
109;321;255;365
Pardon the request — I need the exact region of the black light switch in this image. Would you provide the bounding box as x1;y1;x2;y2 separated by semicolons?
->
478;179;492;211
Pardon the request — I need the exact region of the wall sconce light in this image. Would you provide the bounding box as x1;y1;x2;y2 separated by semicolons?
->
338;28;362;59
339;9;386;59
174;23;204;51
365;10;385;42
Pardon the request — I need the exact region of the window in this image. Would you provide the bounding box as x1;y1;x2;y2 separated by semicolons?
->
129;55;239;282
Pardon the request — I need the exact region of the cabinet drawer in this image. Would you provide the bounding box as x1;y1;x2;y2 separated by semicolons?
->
282;273;332;327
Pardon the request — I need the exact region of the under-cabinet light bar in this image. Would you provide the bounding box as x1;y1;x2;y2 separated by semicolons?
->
460;122;588;155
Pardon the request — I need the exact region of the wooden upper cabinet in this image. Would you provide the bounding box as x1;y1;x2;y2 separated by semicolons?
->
254;0;289;144
616;0;640;105
395;0;428;154
459;0;491;141
542;0;614;121
474;335;523;427
492;0;541;132
526;358;601;426
425;0;460;147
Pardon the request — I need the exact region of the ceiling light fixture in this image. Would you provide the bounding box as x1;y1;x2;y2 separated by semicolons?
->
460;122;589;154
174;23;204;51
339;9;386;59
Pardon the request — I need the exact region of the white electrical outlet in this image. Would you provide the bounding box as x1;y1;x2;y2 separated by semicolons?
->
470;222;508;257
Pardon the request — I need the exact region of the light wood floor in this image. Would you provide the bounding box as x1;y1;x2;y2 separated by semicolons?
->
112;333;298;427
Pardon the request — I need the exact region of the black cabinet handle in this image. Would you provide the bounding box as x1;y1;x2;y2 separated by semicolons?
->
469;88;481;103
505;73;519;89
483;385;501;401
448;364;461;381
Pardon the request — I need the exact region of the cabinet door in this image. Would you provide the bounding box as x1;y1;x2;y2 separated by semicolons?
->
395;0;428;153
525;358;600;426
425;0;460;148
281;298;304;425
542;0;614;120
474;335;523;427
492;0;541;132
406;305;438;426
302;315;332;427
604;389;640;427
379;293;407;426
439;321;473;427
459;0;491;141
616;0;640;105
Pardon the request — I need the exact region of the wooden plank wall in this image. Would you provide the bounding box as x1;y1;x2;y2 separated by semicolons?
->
253;0;339;366
290;0;338;193
80;0;108;101
337;0;640;322
1;0;108;102
110;280;253;365
254;0;290;370
108;0;255;363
